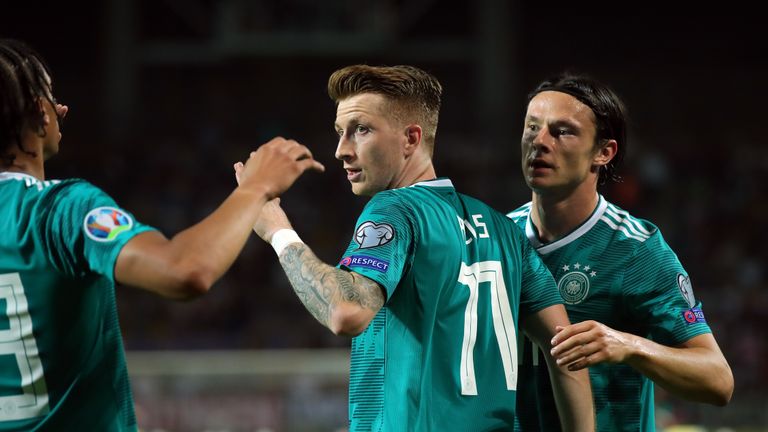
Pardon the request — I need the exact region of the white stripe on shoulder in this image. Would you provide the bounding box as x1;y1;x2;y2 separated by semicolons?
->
600;205;650;242
38;179;61;191
605;205;653;235
604;208;650;240
0;172;37;183
599;216;648;242
0;172;61;190
506;203;531;221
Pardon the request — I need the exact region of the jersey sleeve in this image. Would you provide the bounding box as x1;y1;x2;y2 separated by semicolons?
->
40;179;158;282
622;231;712;346
516;224;562;316
336;191;415;300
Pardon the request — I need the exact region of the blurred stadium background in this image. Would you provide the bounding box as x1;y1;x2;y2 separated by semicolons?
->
3;1;766;430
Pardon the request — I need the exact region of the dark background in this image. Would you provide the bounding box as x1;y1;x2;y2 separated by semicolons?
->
3;1;766;427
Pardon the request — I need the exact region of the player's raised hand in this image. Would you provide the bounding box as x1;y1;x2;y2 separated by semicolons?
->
235;137;324;199
550;320;636;371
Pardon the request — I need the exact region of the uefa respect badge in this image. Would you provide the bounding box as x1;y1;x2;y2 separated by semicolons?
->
83;207;134;242
682;307;706;325
339;255;390;273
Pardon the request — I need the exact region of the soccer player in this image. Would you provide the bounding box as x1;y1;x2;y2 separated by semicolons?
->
508;72;734;431
0;38;323;431
236;65;594;431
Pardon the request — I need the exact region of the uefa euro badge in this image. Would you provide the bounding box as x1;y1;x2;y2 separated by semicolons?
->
83;207;134;242
557;262;596;304
355;221;395;249
677;274;696;308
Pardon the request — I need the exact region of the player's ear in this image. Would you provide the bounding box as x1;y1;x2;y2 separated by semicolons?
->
38;97;51;127
593;139;617;167
403;124;422;156
29;97;51;138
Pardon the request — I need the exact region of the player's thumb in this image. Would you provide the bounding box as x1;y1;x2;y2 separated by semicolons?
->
233;162;244;185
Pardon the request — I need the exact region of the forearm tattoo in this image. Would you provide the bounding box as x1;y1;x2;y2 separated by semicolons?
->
279;243;385;329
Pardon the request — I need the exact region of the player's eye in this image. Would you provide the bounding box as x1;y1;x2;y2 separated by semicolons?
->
355;125;370;135
523;124;539;138
554;128;572;137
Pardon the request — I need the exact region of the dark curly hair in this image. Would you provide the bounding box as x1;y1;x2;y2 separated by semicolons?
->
0;38;56;165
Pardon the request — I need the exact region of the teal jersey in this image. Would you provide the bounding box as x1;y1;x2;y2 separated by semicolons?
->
0;172;156;431
508;195;712;432
337;179;561;432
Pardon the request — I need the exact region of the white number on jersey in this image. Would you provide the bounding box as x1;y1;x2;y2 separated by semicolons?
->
457;261;518;395
0;273;50;421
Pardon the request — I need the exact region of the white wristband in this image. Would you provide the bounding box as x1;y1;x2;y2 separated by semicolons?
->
270;229;303;256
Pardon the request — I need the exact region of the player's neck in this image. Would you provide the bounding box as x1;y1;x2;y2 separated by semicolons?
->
395;155;436;188
530;183;599;243
1;137;46;181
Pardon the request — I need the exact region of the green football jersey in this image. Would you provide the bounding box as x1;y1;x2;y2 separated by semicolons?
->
0;172;155;431
337;178;562;432
508;195;712;432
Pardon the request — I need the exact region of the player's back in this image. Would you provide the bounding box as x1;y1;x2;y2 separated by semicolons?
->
0;172;137;431
344;179;559;431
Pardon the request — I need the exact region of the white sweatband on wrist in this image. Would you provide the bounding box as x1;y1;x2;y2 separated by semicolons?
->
270;229;303;256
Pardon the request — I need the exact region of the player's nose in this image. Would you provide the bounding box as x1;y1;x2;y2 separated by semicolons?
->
335;135;355;161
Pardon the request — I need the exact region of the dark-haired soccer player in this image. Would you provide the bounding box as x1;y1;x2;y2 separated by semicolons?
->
509;72;733;431
0;38;322;431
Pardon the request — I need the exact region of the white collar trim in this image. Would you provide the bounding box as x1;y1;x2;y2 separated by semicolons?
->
526;194;607;255
0;172;39;183
411;178;453;188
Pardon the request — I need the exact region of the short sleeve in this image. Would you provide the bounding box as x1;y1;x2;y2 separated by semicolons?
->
40;179;158;282
336;192;415;300
623;232;711;346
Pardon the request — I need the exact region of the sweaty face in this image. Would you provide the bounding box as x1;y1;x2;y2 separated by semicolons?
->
520;91;600;195
334;93;407;196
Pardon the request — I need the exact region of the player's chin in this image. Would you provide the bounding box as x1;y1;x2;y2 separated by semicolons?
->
525;176;548;190
350;183;366;196
42;143;60;161
351;182;379;197
527;175;562;191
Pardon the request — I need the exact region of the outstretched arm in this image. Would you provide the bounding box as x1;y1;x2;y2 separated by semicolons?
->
115;137;324;300
524;304;595;432
551;321;733;406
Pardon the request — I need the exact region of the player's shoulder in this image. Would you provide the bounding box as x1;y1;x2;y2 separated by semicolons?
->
0;172;62;190
455;191;523;233
456;191;507;216
506;201;532;225
367;186;419;210
28;178;124;221
599;200;670;249
0;172;99;196
372;178;454;207
42;177;108;199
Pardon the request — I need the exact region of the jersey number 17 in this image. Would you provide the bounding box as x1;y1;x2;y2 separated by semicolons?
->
457;261;518;395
